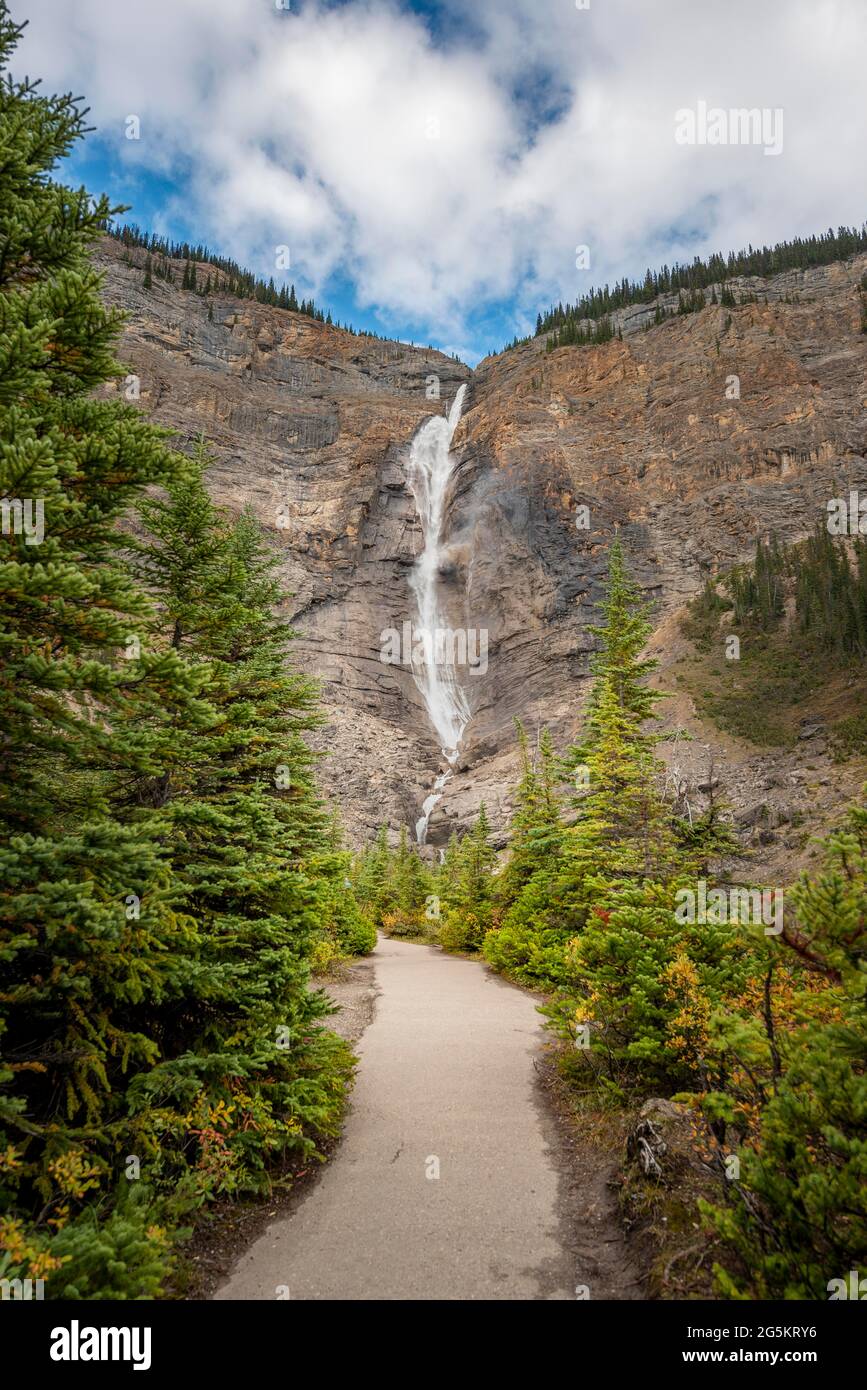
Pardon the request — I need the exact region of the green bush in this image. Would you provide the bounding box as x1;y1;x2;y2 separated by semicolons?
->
482;862;588;984
382;911;428;940
702;1018;867;1299
702;794;867;1298
438;912;475;953
339;914;377;955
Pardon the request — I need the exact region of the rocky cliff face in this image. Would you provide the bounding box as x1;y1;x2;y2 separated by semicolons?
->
97;237;867;864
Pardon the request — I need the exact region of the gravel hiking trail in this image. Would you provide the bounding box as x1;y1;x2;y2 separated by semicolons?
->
215;936;638;1301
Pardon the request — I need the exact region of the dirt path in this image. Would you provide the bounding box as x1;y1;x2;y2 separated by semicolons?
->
215;936;639;1301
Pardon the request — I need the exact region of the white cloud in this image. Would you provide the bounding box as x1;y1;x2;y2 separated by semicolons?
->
16;0;867;360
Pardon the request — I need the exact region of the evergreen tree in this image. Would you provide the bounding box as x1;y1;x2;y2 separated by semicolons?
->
354;824;392;925
114;458;355;1195
794;525;867;659
0;18;358;1294
496;722;561;912
0;9;207;1293
441;805;496;951
533;222;867;343
486;543;677;982
436;831;462;902
564;538;675;881
388;826;431;929
307;813;377;964
703;791;867;1298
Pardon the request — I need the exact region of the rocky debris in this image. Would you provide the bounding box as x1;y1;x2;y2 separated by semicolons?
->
798;719;826;740
797;718;828;755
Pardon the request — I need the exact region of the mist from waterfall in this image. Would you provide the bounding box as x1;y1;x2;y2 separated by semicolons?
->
405;384;469;842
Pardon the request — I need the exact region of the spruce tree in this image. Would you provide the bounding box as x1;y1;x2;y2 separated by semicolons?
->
703;792;867;1298
441;805;497;951
310;813;376;961
354;824;392;925
564;537;675;881
116;460;354;1187
496;721;562;912
386;826;432;933
0;8;204;1293
0;16;355;1293
436;831;462;901
486;543;683;986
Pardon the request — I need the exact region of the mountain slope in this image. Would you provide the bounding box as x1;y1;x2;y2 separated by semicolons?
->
97;236;867;861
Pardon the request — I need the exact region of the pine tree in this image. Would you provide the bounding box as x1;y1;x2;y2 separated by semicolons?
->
441;805;497;951
115;457;355;1194
385;826;431;933
0;17;356;1294
307;814;377;963
354;824;392;924
436;831;462;901
564;538;675;881
0;9;206;1293
486;543;684;986
496;721;562;912
703;791;867;1298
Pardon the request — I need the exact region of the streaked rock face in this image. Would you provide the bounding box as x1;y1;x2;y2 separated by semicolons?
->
98;237;867;854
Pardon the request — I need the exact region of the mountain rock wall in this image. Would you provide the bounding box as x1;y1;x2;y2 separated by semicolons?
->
97;238;867;854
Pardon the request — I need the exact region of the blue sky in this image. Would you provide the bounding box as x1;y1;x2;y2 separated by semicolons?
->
16;0;867;364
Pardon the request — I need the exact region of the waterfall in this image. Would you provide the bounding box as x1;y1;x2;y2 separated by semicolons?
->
405;384;469;843
415;770;450;846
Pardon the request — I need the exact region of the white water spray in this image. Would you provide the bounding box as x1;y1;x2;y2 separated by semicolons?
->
405;384;469;842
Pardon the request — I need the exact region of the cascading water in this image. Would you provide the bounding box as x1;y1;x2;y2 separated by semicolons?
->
405;384;469;843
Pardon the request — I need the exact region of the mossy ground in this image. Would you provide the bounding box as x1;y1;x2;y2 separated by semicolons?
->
675;605;867;751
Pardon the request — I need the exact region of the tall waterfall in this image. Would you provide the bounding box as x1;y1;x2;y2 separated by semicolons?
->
405;384;469;842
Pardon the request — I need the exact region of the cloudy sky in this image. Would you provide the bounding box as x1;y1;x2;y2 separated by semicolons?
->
15;0;867;363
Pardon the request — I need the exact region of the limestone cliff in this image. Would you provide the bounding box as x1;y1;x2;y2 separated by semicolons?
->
97;237;867;867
